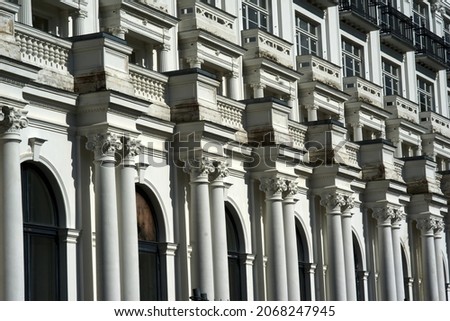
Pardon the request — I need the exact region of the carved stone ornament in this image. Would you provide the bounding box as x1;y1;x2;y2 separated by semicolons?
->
183;157;215;177
210;160;229;180
284;179;302;197
0;106;28;134
122;136;142;159
86;132;122;159
372;206;401;223
391;208;406;225
259;177;288;195
320;192;347;209
434;218;445;233
416;217;439;232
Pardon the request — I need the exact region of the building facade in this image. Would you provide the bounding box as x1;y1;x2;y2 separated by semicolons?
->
0;0;450;301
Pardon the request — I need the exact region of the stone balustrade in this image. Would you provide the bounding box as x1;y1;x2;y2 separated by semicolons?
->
129;64;168;104
343;76;383;108
242;28;294;68
15;23;71;72
296;55;342;90
419;111;450;137
384;95;419;124
217;95;245;130
178;0;236;42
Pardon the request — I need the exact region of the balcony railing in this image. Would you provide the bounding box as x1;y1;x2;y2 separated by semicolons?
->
384;95;419;124
14;23;71;72
415;27;448;68
379;4;414;51
217;95;245;130
296;55;342;90
178;0;237;43
129;64;168;104
338;0;378;31
420;111;450;137
343;76;383;108
288;121;307;150
242;28;294;68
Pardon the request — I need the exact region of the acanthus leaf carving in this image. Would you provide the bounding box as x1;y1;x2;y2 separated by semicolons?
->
0;106;28;134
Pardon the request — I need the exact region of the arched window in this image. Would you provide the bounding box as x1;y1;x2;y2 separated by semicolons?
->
296;223;310;300
353;233;364;301
136;186;163;300
22;162;66;300
226;207;245;300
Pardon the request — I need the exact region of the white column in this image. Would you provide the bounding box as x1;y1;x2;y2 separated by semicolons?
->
306;104;318;122
341;196;357;301
391;210;406;301
72;9;87;36
0;106;27;300
117;137;141;301
307;263;317;301
394;139;403;158
184;157;215;300
372;207;397;300
260;177;288;300
86;132;122;300
209;161;230;301
434;219;446;301
320;192;347;300
282;180;301;301
18;0;32;26
227;71;240;100
416;218;439;300
251;83;265;99
352;124;363;142
187;58;203;69
159;44;171;72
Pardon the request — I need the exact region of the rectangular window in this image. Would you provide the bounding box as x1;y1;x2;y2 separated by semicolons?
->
382;60;400;96
295;15;319;56
342;39;363;77
412;1;428;28
242;0;269;31
417;77;434;112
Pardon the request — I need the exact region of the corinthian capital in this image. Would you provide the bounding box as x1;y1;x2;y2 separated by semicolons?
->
284;179;302;197
372;206;399;224
416;217;439;233
86;132;122;160
209;160;229;181
183;157;215;177
259;177;287;195
0;106;28;134
122;136;141;159
320;192;347;209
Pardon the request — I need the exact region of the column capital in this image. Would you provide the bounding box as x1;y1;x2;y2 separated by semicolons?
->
250;83;266;90
209;160;229;181
283;179;302;199
122;136;141;158
372;206;400;226
416;217;440;235
391;208;406;228
0;106;28;134
434;218;445;238
86;132;122;161
108;26;128;39
186;57;204;68
305;103;319;111
183;157;215;178
259;177;287;196
320;192;349;211
72;9;88;19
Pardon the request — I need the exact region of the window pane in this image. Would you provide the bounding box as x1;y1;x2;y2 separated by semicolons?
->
27;234;58;300
139;251;159;301
137;191;157;241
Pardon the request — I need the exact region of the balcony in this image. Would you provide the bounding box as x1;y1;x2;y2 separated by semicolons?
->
384;95;419;124
129;64;168;105
343;76;383;108
306;0;339;10
420;111;450;138
242;28;294;68
288;121;307;150
379;5;414;52
415;27;448;71
338;0;378;33
296;55;342;90
178;0;237;43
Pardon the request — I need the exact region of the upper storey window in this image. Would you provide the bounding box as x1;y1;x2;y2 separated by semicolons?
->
295;16;320;56
242;0;269;31
382;59;400;96
342;39;363;77
417;77;434;112
412;1;429;28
